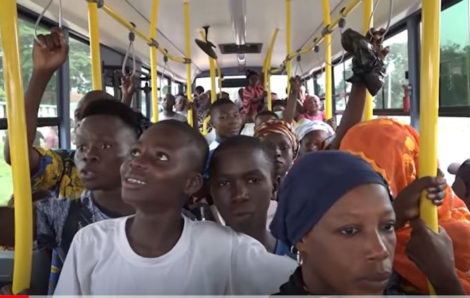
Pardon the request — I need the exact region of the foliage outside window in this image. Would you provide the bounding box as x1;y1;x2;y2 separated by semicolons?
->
439;0;470;107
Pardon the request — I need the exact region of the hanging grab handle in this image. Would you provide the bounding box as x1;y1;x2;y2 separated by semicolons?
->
122;29;136;76
34;0;63;46
159;54;169;98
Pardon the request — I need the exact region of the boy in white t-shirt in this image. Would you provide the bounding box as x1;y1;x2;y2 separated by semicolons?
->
55;120;295;295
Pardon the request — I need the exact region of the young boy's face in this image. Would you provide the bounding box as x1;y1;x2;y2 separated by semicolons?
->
210;147;274;230
74;115;137;191
211;104;243;139
120;124;203;210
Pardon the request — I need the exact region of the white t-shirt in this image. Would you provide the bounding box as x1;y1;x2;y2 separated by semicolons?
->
159;112;187;122
55;216;296;295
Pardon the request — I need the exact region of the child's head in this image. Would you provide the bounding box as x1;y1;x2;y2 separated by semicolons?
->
175;95;187;112
247;70;260;87
271;151;395;295
195;85;205;96
162;94;176;112
74;91;113;123
449;159;470;202
74;100;142;191
296;120;335;156
303;95;321;114
209;98;243;139
209;136;276;232
121;120;208;211
254;119;298;178
254;110;278;131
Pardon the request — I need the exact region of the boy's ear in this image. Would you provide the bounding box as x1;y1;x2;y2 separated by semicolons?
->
184;173;204;196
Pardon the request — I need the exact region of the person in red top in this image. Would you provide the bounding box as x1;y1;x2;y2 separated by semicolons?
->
298;94;325;121
242;70;266;122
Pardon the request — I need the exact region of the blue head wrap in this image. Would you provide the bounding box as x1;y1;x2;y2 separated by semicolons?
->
270;151;389;247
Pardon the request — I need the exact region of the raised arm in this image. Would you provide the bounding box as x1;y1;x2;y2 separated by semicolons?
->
328;28;389;149
120;73;136;106
283;77;301;124
4;29;68;174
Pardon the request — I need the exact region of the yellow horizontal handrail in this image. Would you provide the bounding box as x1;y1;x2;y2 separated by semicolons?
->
272;0;361;74
101;3;187;64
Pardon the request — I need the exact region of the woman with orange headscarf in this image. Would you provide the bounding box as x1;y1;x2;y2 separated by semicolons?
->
340;118;470;294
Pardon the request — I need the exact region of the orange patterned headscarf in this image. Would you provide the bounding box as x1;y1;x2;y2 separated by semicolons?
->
340;118;470;294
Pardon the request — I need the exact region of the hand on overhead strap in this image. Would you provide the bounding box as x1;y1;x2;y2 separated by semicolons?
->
33;28;68;75
340;28;388;96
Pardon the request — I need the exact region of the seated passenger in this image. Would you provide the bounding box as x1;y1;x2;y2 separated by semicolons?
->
159;94;187;122
340;118;470;294
271;151;464;295
175;95;188;116
295;119;335;157
448;159;470;208
208;98;243;151
209;136;279;252
298;95;325;121
55;120;295;295
254;119;298;180
3;29;142;200
254;110;278;131
0;100;141;292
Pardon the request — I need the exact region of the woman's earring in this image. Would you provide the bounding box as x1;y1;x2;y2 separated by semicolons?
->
296;251;303;266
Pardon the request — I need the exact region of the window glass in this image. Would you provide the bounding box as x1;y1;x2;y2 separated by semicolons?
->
439;0;470;106
68;37;92;148
376;30;409;109
314;71;326;99
334;58;353;111
0;131;12;206
0;18;58;118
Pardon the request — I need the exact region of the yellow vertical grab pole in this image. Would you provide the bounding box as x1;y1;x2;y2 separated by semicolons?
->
0;0;33;293
419;0;441;243
209;58;217;102
418;0;441;294
362;0;374;120
285;0;292;91
149;0;160;123
322;0;333;119
264;28;279;111
184;0;193;127
200;30;217;103
87;1;103;90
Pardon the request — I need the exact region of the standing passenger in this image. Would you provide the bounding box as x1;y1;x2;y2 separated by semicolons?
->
242;70;266;123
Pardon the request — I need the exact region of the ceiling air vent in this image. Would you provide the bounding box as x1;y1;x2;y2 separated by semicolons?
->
218;43;263;54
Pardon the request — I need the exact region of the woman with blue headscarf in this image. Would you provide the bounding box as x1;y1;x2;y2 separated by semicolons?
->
270;151;464;295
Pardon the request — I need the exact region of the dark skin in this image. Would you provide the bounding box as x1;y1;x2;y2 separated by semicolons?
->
254;114;277;131
3;30;113;175
259;133;294;178
297;184;397;295
406;219;465;295
0;115;135;246
210;103;243;140
162;94;177;115
299;130;329;156
120;73;137;106
210;147;276;252
303;96;321;115
121;124;203;258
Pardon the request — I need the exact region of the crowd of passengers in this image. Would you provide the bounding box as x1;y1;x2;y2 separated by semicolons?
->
1;27;470;295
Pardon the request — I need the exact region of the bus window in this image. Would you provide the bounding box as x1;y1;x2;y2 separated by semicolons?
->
377;30;409;109
439;0;470;107
0;131;11;206
333;58;353;112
